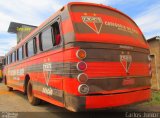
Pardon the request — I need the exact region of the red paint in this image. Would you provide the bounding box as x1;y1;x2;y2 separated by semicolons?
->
70;12;140;34
89;86;150;95
61;18;74;34
86;62;149;78
86;89;151;109
75;33;148;49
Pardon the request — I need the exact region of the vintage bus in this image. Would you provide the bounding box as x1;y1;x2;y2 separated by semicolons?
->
3;2;151;111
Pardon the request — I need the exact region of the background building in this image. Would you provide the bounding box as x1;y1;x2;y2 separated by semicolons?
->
8;22;37;44
147;36;160;90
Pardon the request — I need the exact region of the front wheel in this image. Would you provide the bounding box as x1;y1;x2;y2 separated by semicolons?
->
27;80;41;105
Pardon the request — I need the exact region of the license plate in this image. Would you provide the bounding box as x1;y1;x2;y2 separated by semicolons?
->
122;78;135;86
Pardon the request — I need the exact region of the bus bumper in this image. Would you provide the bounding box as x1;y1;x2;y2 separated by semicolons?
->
65;89;151;112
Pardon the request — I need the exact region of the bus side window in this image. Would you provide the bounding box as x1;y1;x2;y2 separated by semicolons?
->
17;47;23;61
12;52;15;63
6;57;8;65
10;54;12;63
27;39;34;57
8;55;10;64
40;27;53;51
52;22;61;46
2;58;5;65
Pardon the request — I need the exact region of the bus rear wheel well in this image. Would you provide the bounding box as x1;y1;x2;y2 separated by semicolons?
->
24;74;30;95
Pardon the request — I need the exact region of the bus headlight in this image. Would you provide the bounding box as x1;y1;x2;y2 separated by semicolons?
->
78;84;89;94
77;73;88;83
76;49;86;60
77;61;87;71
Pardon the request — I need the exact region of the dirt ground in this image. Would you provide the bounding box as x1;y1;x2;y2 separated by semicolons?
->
0;83;160;118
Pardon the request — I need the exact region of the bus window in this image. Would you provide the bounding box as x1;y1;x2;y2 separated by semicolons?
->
18;47;23;61
40;27;53;51
27;39;34;57
7;57;8;64
2;58;6;65
9;54;12;64
6;57;8;65
12;52;16;63
52;22;61;46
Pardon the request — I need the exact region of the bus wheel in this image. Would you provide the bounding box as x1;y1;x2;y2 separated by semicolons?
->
7;86;13;91
27;80;41;105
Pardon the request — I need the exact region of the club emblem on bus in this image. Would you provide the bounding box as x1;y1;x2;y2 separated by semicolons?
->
43;63;52;86
120;55;132;73
82;16;103;34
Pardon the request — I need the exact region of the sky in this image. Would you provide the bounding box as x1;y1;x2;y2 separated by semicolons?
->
0;0;159;55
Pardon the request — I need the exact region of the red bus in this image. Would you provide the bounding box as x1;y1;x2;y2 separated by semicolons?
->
3;2;151;111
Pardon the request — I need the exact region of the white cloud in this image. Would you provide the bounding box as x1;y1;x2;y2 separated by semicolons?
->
0;0;62;32
0;36;16;55
0;12;16;33
134;3;160;39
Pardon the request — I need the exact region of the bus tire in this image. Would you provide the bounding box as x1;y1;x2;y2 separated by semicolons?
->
7;86;13;91
27;80;41;105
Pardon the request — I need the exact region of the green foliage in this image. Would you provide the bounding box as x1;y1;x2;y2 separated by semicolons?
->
143;91;160;106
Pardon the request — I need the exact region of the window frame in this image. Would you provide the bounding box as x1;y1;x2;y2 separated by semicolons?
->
33;37;37;54
17;46;23;61
12;52;16;63
39;27;54;51
8;56;10;64
52;21;61;46
28;39;33;57
39;20;61;52
10;54;12;63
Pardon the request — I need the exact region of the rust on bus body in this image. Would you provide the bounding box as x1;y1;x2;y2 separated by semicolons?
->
3;2;151;112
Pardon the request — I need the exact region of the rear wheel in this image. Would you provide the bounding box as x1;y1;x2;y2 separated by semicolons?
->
27;80;41;105
7;86;13;91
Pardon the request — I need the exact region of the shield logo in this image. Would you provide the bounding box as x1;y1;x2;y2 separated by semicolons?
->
43;63;52;86
82;16;103;34
120;55;132;73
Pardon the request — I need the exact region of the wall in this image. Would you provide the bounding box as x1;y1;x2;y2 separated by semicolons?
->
148;40;160;90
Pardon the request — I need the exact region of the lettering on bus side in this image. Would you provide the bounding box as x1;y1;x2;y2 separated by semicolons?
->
42;63;63;97
81;15;138;34
43;63;52;86
42;86;63;97
8;68;24;80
